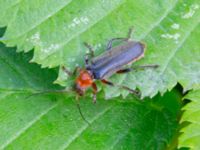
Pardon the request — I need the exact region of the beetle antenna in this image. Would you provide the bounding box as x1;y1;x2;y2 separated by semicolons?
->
132;64;159;70
75;95;90;125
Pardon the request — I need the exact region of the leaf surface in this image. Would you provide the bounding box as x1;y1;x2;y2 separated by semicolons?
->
0;44;181;149
0;0;199;98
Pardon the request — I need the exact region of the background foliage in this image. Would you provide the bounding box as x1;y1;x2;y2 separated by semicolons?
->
179;90;200;150
0;45;181;149
0;0;199;149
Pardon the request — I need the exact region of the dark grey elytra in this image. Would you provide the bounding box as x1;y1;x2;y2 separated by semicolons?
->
88;41;145;79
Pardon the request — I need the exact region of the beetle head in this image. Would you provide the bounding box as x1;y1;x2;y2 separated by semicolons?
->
75;69;93;96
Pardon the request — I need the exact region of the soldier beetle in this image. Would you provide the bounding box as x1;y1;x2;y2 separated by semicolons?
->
29;28;158;124
62;28;158;103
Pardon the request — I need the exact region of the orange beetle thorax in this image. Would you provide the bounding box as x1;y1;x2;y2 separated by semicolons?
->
76;70;93;89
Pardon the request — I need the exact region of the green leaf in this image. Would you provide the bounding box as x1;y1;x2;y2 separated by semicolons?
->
179;90;200;150
0;44;181;149
1;0;200;98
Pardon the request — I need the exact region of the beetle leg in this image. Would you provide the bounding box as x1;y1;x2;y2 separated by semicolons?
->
131;64;159;70
116;68;132;74
92;83;98;104
84;42;95;68
106;27;134;50
84;42;95;57
116;65;159;74
101;79;114;86
106;38;128;51
62;66;73;76
72;66;81;75
127;27;134;40
84;55;90;66
62;66;81;76
101;79;140;96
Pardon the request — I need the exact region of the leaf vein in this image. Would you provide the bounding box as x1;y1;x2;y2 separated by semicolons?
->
0;55;33;87
145;17;200;95
0;102;58;149
161;22;200;75
40;1;125;61
59;105;113;150
8;0;73;39
139;0;178;39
